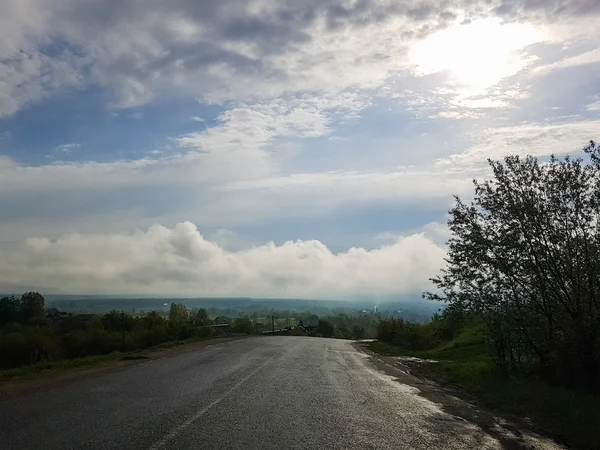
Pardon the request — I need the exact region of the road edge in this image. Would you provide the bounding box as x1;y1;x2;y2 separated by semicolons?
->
0;336;251;401
353;341;566;450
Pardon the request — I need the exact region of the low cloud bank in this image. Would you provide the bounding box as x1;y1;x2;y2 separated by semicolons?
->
0;222;446;298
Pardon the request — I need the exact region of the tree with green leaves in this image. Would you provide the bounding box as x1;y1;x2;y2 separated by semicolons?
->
0;296;21;326
193;308;209;326
169;303;188;323
231;317;253;334
103;310;135;332
20;292;45;322
316;319;334;338
352;325;366;339
426;140;600;391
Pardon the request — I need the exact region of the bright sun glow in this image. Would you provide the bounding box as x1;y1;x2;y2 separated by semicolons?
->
411;18;544;91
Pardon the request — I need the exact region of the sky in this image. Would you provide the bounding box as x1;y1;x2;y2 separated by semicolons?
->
1;0;599;298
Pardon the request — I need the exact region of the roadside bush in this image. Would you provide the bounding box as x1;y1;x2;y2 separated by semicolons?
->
60;330;121;359
194;326;215;339
135;327;170;348
333;328;354;340
377;318;438;351
0;327;60;368
316;319;334;337
231;317;253;334
0;332;31;368
352;326;366;339
0;293;249;371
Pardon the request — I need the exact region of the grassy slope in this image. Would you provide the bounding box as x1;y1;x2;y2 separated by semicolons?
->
369;325;600;450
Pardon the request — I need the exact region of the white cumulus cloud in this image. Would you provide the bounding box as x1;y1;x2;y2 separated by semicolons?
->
0;222;446;297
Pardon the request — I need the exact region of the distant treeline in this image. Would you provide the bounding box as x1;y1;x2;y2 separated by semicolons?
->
41;296;439;324
0;294;239;369
0;293;380;370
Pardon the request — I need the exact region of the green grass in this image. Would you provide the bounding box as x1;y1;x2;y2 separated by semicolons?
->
369;327;600;450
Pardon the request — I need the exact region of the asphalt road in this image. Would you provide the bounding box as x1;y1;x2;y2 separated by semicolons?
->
0;337;561;450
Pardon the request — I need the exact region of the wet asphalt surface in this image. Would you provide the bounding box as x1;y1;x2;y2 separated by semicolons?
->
0;337;561;450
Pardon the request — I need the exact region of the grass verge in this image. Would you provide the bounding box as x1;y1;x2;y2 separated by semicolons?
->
0;334;245;381
0;353;123;380
369;333;600;450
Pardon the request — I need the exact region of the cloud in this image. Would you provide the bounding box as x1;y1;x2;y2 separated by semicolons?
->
4;0;597;116
0;222;446;297
410;18;543;92
56;143;81;154
0;92;370;195
375;221;450;246
0;156;165;192
220;167;474;205
492;0;600;20
207;229;253;251
433;110;487;119
176;100;332;155
587;102;600;112
438;120;600;167
452;98;511;109
0;166;463;235
1;0;600;297
422;221;451;242
0;50;84;116
532;48;600;76
0;0;410;114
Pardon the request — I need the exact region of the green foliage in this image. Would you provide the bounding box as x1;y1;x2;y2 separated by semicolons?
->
0;296;21;326
377;318;437;351
316;319;334;337
192;308;209;326
426;141;600;391
351;325;366;339
0;292;46;326
371;322;600;449
169;303;188;323
214;316;229;324
291;312;377;339
333;328;354;339
103;310;135;332
231;317;253;334
20;292;45;322
0;326;59;368
0;294;233;371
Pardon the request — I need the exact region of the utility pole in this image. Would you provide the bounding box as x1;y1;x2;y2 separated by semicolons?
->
272;315;275;334
121;309;125;352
